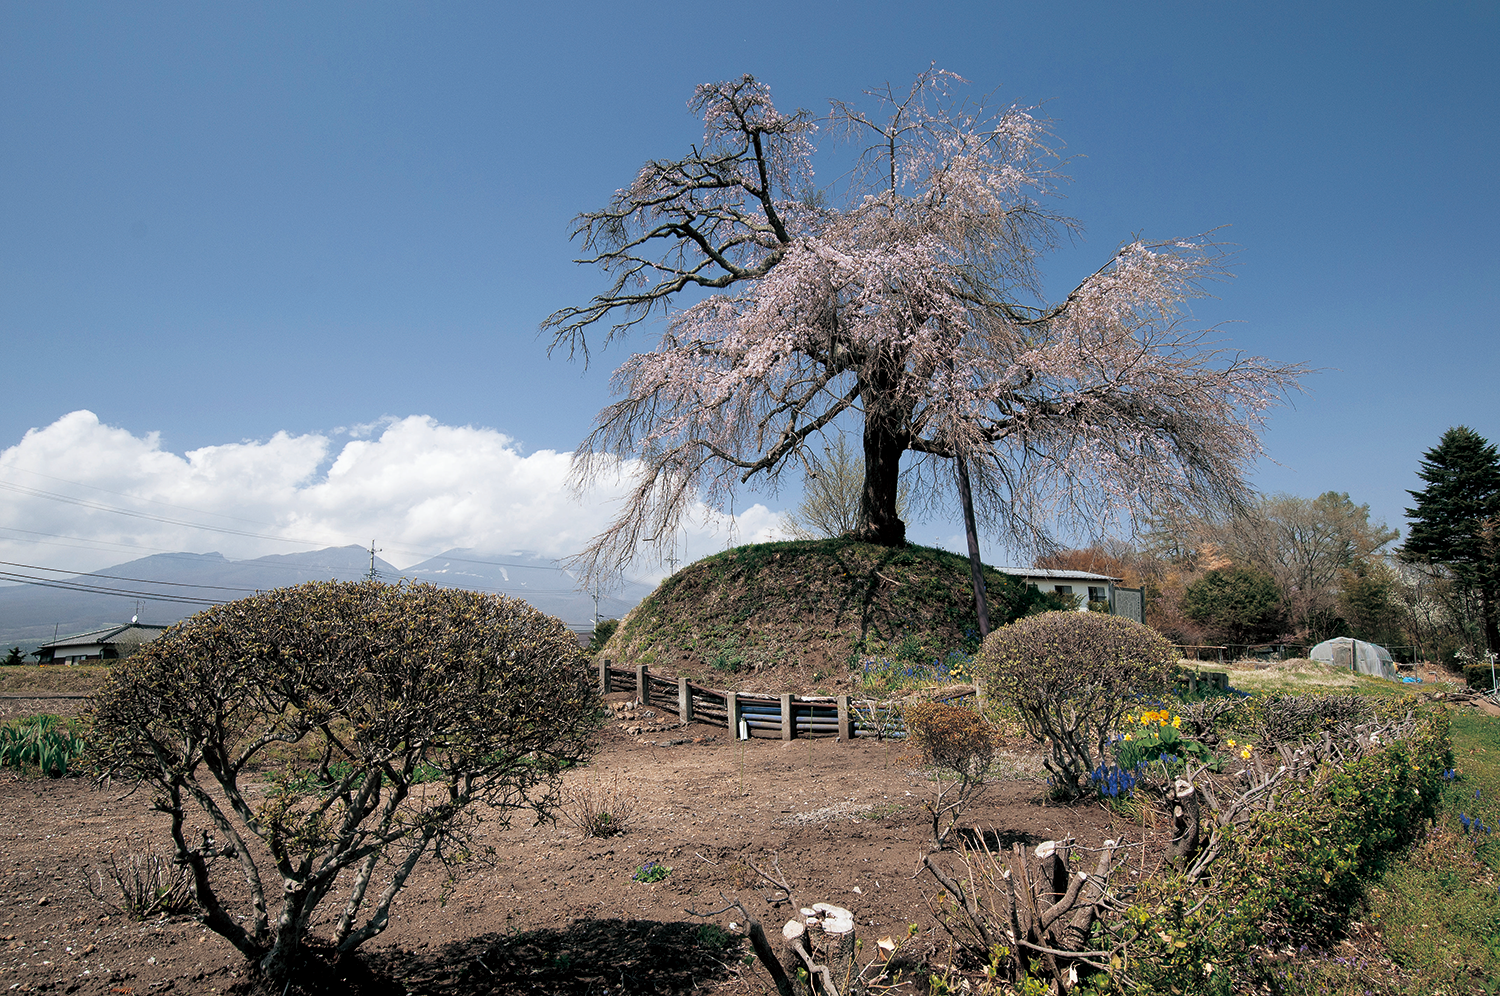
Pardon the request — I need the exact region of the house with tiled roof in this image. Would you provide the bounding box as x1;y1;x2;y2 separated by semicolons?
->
35;621;168;664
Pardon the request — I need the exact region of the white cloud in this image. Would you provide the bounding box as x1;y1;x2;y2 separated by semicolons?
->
0;411;786;577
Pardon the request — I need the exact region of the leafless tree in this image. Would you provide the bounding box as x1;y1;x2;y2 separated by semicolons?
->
1213;491;1398;640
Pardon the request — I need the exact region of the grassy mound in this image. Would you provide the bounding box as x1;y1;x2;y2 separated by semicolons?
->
598;538;1057;692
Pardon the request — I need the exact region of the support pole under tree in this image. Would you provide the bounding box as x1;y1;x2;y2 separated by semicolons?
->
954;453;991;639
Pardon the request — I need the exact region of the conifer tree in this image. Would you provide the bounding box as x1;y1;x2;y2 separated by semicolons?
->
1403;426;1500;651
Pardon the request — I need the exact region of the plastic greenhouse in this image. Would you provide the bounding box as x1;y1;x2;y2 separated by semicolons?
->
1309;637;1398;680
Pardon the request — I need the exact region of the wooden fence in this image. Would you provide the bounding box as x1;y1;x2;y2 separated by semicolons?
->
598;661;980;742
599;661;1231;741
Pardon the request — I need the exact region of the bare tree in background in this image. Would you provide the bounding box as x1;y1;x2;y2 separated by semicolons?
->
780;434;910;539
545;70;1304;583
1216;491;1398;641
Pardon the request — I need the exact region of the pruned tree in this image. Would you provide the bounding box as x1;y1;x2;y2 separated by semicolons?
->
87;581;599;985
546;71;1304;583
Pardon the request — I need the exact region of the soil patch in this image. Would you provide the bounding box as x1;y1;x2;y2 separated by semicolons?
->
0;711;1171;994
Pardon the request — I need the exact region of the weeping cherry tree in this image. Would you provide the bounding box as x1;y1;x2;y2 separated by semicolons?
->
545;71;1303;585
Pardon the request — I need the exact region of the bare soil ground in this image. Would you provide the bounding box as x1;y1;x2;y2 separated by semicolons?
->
0;691;1172;996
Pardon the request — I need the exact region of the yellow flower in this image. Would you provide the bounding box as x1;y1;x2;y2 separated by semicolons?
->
1124;733;1133;741
1241;748;1252;759
1171;716;1182;729
1125;715;1135;725
1228;739;1236;747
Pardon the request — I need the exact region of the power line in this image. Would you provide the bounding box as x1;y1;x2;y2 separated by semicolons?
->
0;560;260;593
6;466;293;528
0;474;663;584
0;570;226;606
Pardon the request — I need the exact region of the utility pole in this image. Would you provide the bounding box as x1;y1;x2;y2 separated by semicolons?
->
955;453;991;639
366;540;382;580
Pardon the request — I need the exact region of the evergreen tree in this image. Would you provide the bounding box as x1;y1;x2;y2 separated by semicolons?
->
2;647;25;666
1403;426;1500;651
1182;566;1284;645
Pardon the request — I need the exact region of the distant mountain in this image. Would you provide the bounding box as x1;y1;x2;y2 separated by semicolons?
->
0;546;650;654
391;549;652;632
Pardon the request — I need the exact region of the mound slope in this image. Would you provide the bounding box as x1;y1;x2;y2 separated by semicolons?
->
598;539;1055;692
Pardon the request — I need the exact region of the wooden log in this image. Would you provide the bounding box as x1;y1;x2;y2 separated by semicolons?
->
781;693;794;741
636;664;650;706
678;675;694;724
599;658;612;694
726;692;743;740
1034;840;1068;902
1061;839;1119;953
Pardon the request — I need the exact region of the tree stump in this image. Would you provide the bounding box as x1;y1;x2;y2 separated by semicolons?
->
1167;778;1200;866
780;921;812;996
787;903;858;996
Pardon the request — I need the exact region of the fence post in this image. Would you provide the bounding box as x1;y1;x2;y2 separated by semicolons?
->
973;678;986;711
636;664;650;706
678;675;694;724
837;695;852;741
726;691;742;739
781;693;794;741
599;658;611;695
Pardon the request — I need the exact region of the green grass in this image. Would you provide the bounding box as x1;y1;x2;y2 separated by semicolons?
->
599;537;1058;679
1221;658;1419;697
1363;708;1500;993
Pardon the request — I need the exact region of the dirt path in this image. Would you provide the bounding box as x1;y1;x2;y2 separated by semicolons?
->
0;705;1166;994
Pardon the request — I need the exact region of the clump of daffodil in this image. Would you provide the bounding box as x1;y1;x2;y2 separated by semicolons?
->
1135;709;1182;729
1115;707;1214;773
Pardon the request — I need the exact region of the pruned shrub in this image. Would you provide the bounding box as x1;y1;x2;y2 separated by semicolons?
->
561;773;636;838
975;611;1177;799
905;702;1000;847
1245;692;1373;748
87;580;600;985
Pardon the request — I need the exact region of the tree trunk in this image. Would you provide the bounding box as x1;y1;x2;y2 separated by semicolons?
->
856;406;907;547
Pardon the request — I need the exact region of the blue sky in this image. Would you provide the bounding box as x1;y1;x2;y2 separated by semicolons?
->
1;1;1496;577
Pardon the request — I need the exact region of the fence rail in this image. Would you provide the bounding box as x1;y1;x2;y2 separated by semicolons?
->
598;661;980;742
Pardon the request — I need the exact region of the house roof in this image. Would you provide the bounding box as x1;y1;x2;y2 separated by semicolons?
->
999;568;1123;583
40;622;170;650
